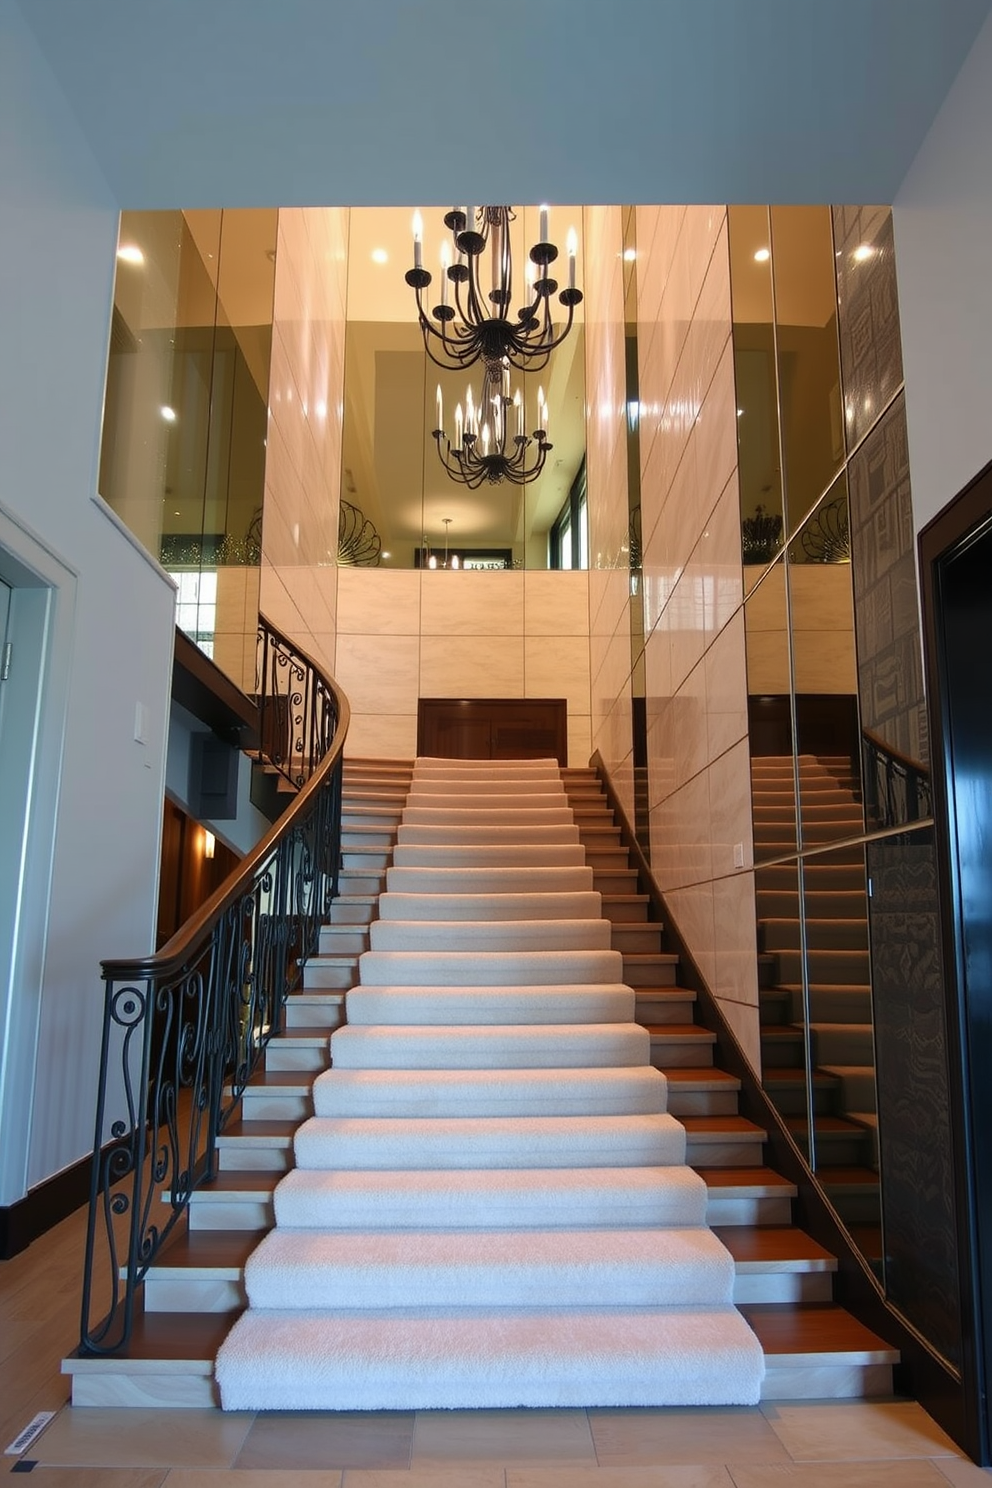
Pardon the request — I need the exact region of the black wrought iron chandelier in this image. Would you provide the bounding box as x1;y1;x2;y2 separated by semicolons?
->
406;205;582;373
433;362;551;488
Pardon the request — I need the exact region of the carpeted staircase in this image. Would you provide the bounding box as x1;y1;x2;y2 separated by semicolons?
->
215;757;765;1409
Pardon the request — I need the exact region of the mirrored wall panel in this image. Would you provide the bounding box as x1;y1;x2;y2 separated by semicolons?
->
100;209;276;683
339;206;588;571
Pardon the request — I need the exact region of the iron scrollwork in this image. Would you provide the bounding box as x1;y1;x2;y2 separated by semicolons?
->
79;616;348;1357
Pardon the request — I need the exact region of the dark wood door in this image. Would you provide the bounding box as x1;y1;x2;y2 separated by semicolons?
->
417;698;568;765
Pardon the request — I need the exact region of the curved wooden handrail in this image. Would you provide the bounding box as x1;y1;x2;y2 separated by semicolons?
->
862;725;929;781
80;615;350;1357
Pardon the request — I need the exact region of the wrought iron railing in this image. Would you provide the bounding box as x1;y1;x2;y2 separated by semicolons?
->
862;727;932;830
79;615;349;1356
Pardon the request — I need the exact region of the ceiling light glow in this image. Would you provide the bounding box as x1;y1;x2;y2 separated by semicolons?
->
753;247;770;263
160;405;177;422
371;248;388;264
117;244;144;265
853;243;874;262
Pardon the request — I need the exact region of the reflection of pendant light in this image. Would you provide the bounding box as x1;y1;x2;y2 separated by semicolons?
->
425;518;460;570
433;363;551;488
406;206;581;373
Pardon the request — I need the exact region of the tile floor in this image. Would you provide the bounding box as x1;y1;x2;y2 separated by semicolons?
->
6;1398;992;1485
4;1207;992;1485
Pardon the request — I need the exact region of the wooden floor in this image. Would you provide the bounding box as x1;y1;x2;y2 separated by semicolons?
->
0;1201;984;1485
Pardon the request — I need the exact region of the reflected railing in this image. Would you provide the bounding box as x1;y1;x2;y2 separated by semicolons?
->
862;728;932;831
78;615;349;1356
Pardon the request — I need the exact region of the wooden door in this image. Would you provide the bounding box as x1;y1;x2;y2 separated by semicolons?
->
417;698;568;765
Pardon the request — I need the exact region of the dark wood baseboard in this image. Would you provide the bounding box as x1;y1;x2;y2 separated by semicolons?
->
0;1153;93;1260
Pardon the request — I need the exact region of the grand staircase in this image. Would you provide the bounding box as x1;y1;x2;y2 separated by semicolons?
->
63;755;898;1407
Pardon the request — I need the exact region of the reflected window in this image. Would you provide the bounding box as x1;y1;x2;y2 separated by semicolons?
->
550;459;589;570
171;569;217;657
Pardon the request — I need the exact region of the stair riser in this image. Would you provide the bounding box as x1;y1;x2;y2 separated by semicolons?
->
651;1038;715;1069
238;1093;312;1121
342;849;391;871
318;929;369;955
774;952;870;985
706;1195;794;1226
218;1143;292;1171
761;1364;893;1401
612;928;664;953
623;960;678;986
342;829;397;848
303;963;357;990
759;1037;805;1069
143;1277;245;1313
188;1198;274;1230
265;1046;328;1072
685;1138;765;1167
667;1090;740;1117
328;902;376;925
812;1028;876;1065
69;1375;217;1408
733;1273;834;1304
635;998;696;1024
283;998;345;1030
762;924;869;953
791;989;873;1024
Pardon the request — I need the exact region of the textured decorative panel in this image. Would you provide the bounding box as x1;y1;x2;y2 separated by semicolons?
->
868;833;961;1369
833;206;904;451
849;394;929;767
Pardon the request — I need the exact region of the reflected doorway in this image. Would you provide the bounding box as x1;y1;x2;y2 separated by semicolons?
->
417;698;567;764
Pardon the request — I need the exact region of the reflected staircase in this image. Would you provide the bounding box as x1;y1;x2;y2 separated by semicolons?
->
63;755;897;1406
752;754;880;1259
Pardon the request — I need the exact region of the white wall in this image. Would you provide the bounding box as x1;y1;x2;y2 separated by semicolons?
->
0;0;175;1200
895;7;992;534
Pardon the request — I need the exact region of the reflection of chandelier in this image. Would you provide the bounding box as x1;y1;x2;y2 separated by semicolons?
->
406;206;582;373
423;518;459;569
433;363;551;488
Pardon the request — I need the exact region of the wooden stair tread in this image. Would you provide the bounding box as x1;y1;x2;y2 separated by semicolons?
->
646;1023;716;1039
714;1226;836;1267
150;1229;262;1272
681;1115;764;1136
663;1068;741;1089
786;1115;871;1135
188;1169;282;1193
697;1166;797;1195
740;1303;898;1362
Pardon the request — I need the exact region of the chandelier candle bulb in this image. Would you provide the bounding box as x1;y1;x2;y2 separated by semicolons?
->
539;203;549;243
515;389;524;438
440;242;450;304
412;210;423;270
436;385;443;433
455;403;463;449
567;227;577;289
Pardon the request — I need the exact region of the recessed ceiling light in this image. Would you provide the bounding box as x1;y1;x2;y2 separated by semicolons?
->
753;247;770;263
853;243;874;262
160;406;177;422
371;248;389;264
623;248;636;262
117;244;144;265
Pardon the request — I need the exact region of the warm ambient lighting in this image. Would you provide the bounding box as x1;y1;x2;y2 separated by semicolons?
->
116;244;144;265
853;243;875;262
370;248;389;264
753;247;770;263
406;205;582;373
160;406;177;422
203;830;216;860
424;518;460;570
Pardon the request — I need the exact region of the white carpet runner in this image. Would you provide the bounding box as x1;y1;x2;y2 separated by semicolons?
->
216;757;764;1409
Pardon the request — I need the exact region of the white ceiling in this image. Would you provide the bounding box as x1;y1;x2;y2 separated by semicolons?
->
15;0;992;208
